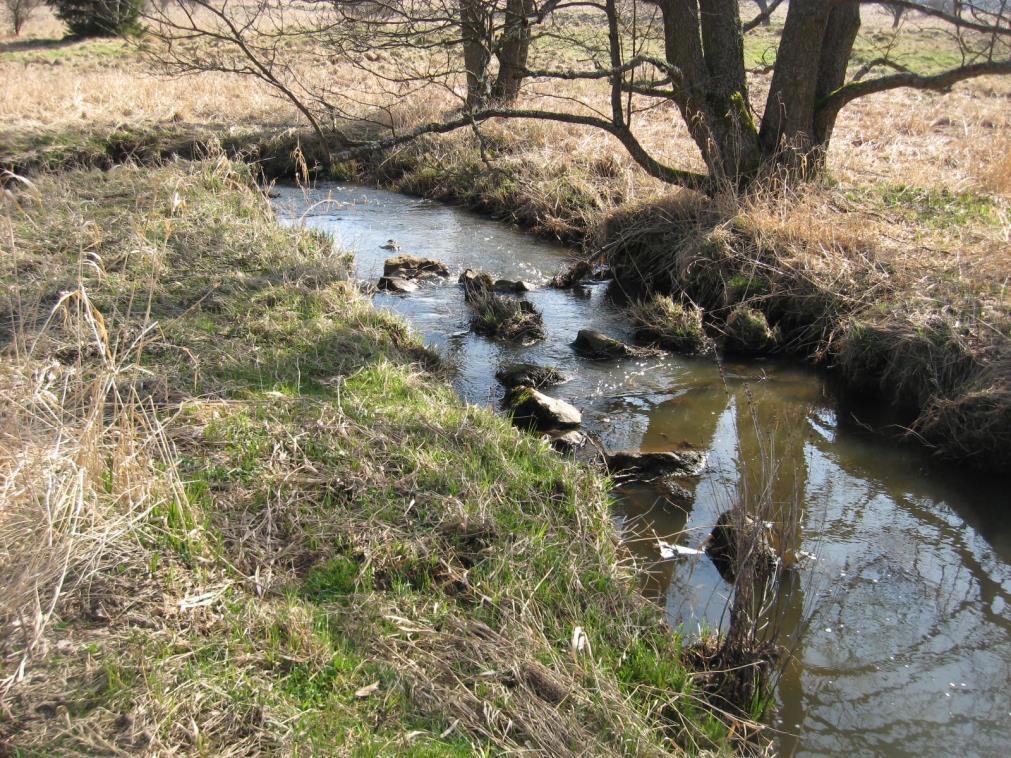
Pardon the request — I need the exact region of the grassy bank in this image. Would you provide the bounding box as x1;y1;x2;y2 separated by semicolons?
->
0;159;748;753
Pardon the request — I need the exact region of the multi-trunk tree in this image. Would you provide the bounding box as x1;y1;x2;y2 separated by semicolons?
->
146;1;1011;192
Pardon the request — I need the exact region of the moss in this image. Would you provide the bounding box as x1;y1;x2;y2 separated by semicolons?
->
845;183;1002;229
729;90;758;136
724;306;779;356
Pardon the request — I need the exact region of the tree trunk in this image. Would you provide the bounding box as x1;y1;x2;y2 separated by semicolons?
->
698;0;763;183
655;0;763;187
460;0;492;109
812;3;861;153
759;0;860;177
753;0;770;25
491;0;533;103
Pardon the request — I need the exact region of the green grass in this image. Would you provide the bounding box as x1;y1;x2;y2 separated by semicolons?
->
847;182;1004;229
1;159;737;753
0;36;132;64
743;19;969;76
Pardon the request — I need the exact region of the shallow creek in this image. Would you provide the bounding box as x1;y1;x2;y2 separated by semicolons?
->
273;184;1011;756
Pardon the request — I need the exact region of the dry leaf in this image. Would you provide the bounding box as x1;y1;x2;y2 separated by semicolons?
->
355;681;380;698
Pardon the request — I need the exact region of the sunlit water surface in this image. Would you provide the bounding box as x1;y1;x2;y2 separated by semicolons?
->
274;184;1011;756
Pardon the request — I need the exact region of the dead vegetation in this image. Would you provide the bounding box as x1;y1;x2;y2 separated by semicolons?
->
462;269;546;342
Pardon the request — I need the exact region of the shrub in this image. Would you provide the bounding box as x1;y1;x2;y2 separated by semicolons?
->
4;0;43;35
49;0;143;37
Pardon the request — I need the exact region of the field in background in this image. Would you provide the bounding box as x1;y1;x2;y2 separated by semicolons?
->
3;7;1007;269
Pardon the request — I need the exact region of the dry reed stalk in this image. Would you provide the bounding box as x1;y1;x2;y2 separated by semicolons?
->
0;283;187;699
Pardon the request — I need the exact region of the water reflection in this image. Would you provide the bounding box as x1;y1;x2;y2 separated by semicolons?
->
274;183;1011;757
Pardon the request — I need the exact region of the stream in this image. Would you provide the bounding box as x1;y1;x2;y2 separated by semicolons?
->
273;184;1011;756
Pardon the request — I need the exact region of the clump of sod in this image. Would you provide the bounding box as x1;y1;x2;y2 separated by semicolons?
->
463;272;545;342
0;159;753;754
630;295;709;353
723;305;780;355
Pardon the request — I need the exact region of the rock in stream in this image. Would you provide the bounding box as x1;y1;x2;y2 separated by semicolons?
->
605;449;707;478
384;255;450;280
505;387;581;431
377;276;419;294
496;363;567;390
572;329;655;360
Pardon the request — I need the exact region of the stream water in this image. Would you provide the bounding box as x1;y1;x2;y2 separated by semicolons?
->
273;184;1011;756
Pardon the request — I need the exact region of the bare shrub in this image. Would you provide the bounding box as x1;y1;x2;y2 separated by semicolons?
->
3;0;42;35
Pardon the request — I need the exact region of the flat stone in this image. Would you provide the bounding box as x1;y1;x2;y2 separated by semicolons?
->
572;329;650;360
383;255;449;279
494;279;536;293
377;276;419;294
495;363;567;389
506;387;581;431
605;449;706;478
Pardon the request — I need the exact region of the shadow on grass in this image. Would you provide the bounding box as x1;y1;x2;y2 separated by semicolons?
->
0;37;80;55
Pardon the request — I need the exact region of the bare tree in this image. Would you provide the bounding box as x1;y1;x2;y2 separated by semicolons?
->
145;0;1011;191
4;0;43;35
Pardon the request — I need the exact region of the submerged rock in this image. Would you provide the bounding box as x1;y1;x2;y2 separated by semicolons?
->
705;510;779;583
572;329;653;360
605;449;706;478
660;479;694;508
377;276;419;294
506;387;581;431
549;260;593;288
549;261;610;288
494;279;536;293
495;363;567;389
384;255;450;280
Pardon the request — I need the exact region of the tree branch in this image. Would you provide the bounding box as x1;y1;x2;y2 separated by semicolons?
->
330;107;709;190
851;56;913;82
743;0;785;33
818;60;1011;116
867;1;1011;37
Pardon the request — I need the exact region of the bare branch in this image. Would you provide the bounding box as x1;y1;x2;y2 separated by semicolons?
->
743;0;784;33
868;1;1011;37
818;59;1011;115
